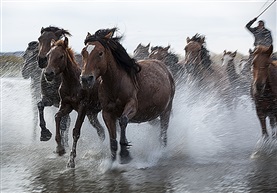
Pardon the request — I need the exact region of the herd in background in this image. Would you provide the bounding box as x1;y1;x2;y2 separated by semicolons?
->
21;26;277;167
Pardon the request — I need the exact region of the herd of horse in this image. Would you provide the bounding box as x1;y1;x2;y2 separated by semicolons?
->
21;26;277;168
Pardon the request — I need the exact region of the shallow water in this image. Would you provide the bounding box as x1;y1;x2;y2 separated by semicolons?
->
1;77;277;193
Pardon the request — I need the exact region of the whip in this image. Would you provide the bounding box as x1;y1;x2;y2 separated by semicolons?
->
256;0;276;18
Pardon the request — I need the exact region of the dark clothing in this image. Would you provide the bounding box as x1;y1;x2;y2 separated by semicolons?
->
246;18;273;47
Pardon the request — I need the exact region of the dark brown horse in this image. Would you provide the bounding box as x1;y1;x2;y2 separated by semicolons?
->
37;26;71;143
149;45;180;79
251;45;277;138
78;28;175;165
44;37;105;157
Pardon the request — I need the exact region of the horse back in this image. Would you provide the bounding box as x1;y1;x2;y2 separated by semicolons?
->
132;59;175;121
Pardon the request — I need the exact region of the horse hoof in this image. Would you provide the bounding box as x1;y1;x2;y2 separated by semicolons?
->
67;161;75;168
56;147;66;156
120;155;132;164
40;130;52;141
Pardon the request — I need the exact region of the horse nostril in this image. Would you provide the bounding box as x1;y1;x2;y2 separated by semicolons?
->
81;75;94;87
38;57;47;68
44;71;54;79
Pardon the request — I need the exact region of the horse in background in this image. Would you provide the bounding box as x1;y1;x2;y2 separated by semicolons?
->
238;48;254;78
37;26;71;145
179;33;213;80
21;41;42;139
133;43;150;60
44;37;105;157
149;45;180;79
22;41;41;105
78;28;175;166
251;45;277;138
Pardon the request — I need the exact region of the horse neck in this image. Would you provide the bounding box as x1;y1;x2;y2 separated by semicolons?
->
61;57;81;87
102;55;133;91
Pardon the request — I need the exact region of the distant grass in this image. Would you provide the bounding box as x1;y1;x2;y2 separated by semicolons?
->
0;55;24;77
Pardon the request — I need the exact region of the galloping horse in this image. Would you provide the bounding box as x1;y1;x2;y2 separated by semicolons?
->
44;37;105;157
221;50;239;89
79;28;175;165
149;45;180;79
37;26;71;144
179;33;213;80
133;43;150;60
251;45;277;138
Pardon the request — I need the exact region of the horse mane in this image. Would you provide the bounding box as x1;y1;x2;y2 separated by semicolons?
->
84;27;141;78
54;39;79;68
41;26;72;38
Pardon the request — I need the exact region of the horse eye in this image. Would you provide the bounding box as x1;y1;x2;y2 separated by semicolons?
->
99;51;103;57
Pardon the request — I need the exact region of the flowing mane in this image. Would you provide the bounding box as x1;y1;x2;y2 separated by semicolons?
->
84;28;141;78
41;26;72;38
53;39;79;68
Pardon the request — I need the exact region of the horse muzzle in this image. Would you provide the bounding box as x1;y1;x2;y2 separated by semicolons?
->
80;75;95;89
44;71;55;82
38;57;47;68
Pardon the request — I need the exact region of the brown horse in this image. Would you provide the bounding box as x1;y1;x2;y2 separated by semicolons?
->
79;28;175;165
179;33;213;79
149;45;180;79
37;26;72;143
44;37;105;158
251;45;277;138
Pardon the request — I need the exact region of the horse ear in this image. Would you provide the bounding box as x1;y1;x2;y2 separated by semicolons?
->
165;45;170;51
40;27;44;34
267;45;273;55
51;39;56;47
186;37;190;43
146;43;150;48
232;50;237;57
55;29;64;38
64;37;69;48
105;31;113;39
223;50;226;55
86;32;91;38
200;37;205;44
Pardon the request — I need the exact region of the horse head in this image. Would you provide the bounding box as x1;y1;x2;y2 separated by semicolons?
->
44;37;73;81
221;50;237;71
81;28;140;89
252;45;273;95
38;26;71;68
149;45;170;61
133;43;150;60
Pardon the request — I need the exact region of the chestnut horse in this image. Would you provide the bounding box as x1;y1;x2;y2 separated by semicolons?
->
37;26;71;144
78;28;175;165
251;45;277;138
44;37;105;158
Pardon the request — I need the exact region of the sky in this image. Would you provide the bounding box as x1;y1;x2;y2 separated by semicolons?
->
1;0;276;55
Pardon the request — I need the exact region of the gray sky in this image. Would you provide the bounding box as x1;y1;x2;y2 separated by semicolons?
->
1;0;276;55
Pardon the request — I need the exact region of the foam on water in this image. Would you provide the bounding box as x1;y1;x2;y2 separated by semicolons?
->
1;77;275;173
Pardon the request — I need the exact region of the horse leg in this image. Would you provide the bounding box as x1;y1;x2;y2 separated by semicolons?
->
102;111;118;162
37;99;53;141
271;114;277;139
60;114;71;147
67;105;87;168
55;105;72;156
119;100;137;164
119;115;132;164
87;113;105;141
257;111;268;138
159;104;172;147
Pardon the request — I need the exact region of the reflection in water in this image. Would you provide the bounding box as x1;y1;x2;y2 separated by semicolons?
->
1;77;277;192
